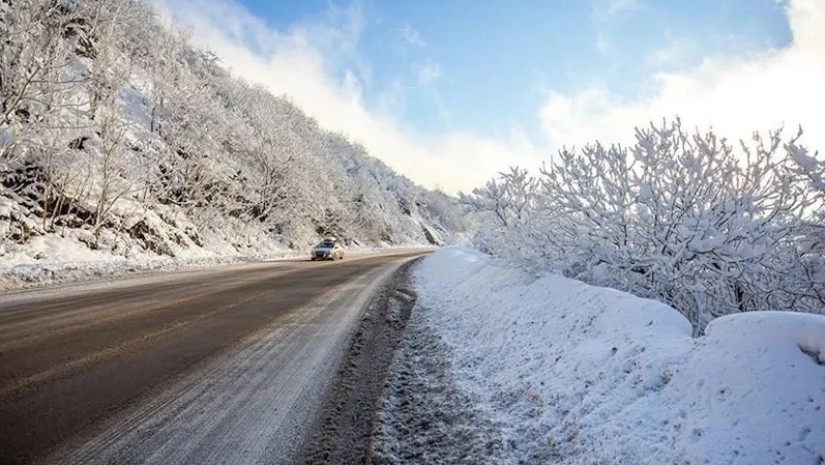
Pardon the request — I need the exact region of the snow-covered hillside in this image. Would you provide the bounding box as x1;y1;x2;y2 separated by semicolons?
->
408;248;825;465
0;0;464;278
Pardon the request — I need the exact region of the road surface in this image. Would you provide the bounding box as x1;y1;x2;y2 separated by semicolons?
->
0;250;426;465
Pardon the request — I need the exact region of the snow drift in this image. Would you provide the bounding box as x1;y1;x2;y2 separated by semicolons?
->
414;247;825;465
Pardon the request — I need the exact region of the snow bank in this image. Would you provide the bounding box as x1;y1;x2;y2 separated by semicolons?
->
414;247;825;465
0;247;299;292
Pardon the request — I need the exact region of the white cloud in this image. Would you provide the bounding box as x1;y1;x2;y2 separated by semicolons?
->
647;34;697;68
541;0;825;154
595;32;612;54
414;61;442;85
399;23;426;48
151;0;541;194
592;0;640;22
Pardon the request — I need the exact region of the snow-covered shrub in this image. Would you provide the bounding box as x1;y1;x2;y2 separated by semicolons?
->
462;120;825;330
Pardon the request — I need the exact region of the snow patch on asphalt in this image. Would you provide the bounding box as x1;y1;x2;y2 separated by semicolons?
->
408;247;825;465
299;262;420;465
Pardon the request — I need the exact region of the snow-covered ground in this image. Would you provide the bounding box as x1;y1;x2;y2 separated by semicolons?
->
0;249;289;292
409;247;825;465
0;232;419;292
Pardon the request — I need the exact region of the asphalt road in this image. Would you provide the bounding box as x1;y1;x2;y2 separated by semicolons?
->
0;250;427;465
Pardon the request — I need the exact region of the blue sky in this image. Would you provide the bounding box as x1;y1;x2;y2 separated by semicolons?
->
156;0;823;192
231;0;791;139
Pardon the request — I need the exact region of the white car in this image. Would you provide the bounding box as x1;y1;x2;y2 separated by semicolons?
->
310;238;345;261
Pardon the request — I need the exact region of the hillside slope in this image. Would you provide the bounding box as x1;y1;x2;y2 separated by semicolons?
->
0;0;463;270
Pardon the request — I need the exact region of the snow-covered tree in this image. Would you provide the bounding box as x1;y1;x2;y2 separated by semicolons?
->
1;0;462;263
463;120;825;330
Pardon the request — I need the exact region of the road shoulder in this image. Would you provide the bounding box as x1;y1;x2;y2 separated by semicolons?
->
298;257;503;465
298;259;420;465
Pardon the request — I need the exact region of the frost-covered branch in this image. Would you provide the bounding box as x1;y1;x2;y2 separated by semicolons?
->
465;119;825;330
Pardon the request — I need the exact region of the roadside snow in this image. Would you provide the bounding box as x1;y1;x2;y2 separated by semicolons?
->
0;251;291;292
413;247;825;465
0;242;430;292
372;298;505;465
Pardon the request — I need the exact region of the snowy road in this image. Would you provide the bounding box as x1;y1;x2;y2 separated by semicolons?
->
0;250;426;465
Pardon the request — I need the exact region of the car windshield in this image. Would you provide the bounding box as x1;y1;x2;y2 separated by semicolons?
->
317;240;336;248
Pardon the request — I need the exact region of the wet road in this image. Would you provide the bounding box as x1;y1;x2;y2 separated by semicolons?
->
0;250;427;465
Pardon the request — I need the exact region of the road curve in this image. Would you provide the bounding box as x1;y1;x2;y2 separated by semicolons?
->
0;250;427;465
